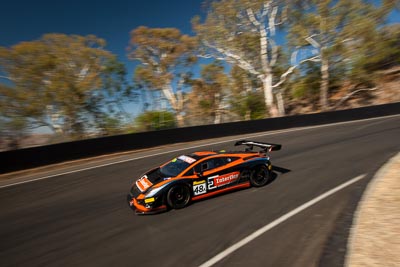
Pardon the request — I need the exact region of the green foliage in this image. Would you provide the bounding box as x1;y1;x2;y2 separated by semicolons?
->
193;0;291;116
96;115;126;136
195;0;287;66
129;27;197;89
135;111;176;131
229;66;266;120
290;62;321;100
0;34;130;138
186;61;229;124
287;0;398;109
231;91;266;120
333;3;400;108
0;115;28;149
128;26;197;126
350;24;400;85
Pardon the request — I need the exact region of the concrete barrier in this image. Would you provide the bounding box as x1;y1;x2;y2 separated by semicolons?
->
1;102;399;174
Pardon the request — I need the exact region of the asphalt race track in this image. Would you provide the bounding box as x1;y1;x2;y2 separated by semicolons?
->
1;115;399;267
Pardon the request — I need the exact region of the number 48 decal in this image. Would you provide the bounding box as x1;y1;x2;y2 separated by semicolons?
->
193;181;207;196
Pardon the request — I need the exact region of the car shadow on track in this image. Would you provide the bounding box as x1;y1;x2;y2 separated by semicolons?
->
268;165;291;184
272;165;291;174
188;166;292;206
134;166;292;215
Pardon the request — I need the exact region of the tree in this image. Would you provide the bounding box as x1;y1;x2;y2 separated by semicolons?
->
351;23;400;77
0;94;28;149
186;62;229;124
96;114;126;136
128;26;197;127
229;65;266;120
0;34;130;138
134;110;176;131
288;0;397;110
92;57;136;133
193;0;319;117
328;23;400;110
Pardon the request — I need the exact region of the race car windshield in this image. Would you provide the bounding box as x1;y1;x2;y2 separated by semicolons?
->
160;156;195;177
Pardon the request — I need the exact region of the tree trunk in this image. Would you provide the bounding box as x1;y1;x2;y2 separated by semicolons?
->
214;112;221;124
276;90;286;116
245;110;251;120
161;83;185;127
262;72;277;117
176;112;184;127
320;57;329;111
214;92;222;124
258;19;277;118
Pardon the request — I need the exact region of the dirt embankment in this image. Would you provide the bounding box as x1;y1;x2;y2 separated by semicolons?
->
346;153;400;267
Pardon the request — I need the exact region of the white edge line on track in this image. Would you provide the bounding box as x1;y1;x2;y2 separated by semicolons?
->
198;174;366;267
1;114;398;189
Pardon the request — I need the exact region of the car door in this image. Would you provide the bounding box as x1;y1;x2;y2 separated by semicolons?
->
196;158;241;192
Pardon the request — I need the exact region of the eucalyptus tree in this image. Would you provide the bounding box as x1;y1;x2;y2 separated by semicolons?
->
193;0;319;117
229;65;266;120
0;34;129;137
128;26;197;127
186;62;229;124
288;0;398;110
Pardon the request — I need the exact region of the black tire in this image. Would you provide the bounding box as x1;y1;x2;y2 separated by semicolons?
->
249;165;271;187
166;184;191;209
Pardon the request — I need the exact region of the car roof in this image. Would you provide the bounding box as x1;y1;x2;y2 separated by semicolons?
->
188;150;257;160
188;151;217;161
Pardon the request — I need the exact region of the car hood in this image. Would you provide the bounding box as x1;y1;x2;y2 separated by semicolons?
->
132;167;172;196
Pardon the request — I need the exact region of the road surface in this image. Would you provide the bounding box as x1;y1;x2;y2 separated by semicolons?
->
1;115;399;267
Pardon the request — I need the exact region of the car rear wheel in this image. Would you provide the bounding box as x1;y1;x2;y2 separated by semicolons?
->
250;165;271;187
166;184;191;209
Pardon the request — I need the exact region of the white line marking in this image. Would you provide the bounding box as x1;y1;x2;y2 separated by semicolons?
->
198;174;366;267
2;114;398;188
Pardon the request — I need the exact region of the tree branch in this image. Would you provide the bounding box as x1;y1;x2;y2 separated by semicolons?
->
0;75;14;82
247;8;260;27
269;39;279;66
269;6;279;36
331;87;378;110
261;2;270;18
201;41;260;76
197;54;226;61
162;83;178;111
306;34;321;49
78;64;90;82
176;76;185;111
273;55;321;88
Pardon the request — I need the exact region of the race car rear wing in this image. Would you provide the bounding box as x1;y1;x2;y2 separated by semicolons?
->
235;140;282;152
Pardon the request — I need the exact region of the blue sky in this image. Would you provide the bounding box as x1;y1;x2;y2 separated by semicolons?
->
2;1;398;78
1;0;204;52
0;0;206;118
1;0;399;122
0;0;206;71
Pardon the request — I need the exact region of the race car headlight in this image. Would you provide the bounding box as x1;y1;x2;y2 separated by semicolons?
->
145;183;169;198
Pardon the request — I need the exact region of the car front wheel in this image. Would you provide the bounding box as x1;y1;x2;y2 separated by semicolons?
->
166;184;191;209
250;165;271;187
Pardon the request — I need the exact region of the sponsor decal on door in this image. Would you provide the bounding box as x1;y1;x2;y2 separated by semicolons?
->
207;171;240;190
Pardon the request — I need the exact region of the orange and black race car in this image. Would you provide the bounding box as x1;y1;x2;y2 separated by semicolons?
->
127;140;281;215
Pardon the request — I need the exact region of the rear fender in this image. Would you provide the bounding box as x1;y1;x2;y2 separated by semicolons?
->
242;158;270;169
